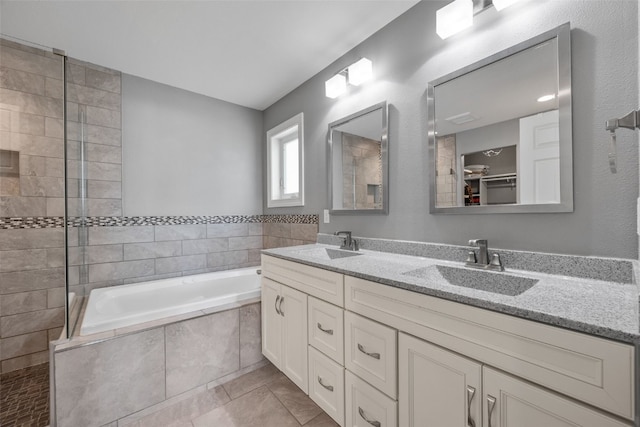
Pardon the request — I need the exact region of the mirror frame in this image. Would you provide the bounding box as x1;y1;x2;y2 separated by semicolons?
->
428;23;572;214
328;101;389;215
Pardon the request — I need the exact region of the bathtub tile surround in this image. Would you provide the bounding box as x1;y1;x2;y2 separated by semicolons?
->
55;328;166;426
51;301;265;426
165;310;240;397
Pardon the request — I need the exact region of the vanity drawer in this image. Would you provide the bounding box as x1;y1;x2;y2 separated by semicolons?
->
345;276;635;420
308;296;344;364
345;311;397;399
308;346;345;426
262;255;344;306
345;370;397;427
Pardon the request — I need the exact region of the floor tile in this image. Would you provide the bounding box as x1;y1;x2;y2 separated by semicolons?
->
222;362;284;399
268;375;322;425
192;385;300;427
0;362;49;427
130;385;230;427
303;412;340;426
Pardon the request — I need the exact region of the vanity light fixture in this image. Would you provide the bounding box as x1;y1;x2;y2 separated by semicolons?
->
325;73;347;99
436;0;473;40
492;0;523;11
436;0;526;39
325;57;373;98
537;94;556;102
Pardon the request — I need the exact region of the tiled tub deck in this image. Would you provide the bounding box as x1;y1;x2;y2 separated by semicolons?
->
49;299;264;427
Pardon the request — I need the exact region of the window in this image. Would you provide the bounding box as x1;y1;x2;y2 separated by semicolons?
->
267;113;304;207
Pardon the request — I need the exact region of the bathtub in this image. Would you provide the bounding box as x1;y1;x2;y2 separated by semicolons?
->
80;267;261;336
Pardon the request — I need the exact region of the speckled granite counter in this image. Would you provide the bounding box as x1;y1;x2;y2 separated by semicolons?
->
262;239;640;345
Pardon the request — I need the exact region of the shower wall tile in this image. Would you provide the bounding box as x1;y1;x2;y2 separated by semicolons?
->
155;224;207;241
2;132;64;158
89;226;154;245
44;76;63;99
45;197;65;216
165;309;240;397
85;105;121;129
0;267;65;294
45;157;65;177
19;176;64;197
0;88;63;118
182;238;228;255
0;307;64;337
19;154;46;177
0;228;63;250
86;68;121;93
0;196;46;216
67;82;121;111
2;109;41;136
54;328;166;426
89;259;155;282
68;244;123;266
66;142;122;164
124;241;182;260
0;66;46;95
66;62;86;86
1;349;48;372
0;249;47;273
0;290;47;316
0;45;62;79
0;330;48;359
155;254;206;275
229;235;263;251
47;287;66;308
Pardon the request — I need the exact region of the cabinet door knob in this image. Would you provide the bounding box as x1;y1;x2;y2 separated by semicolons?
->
357;343;380;360
358;407;381;427
466;385;476;427
487;395;497;427
317;376;334;392
274;295;281;315
317;323;334;335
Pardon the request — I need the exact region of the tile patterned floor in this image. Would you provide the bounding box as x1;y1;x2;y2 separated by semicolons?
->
126;363;340;427
0;361;339;427
0;363;49;427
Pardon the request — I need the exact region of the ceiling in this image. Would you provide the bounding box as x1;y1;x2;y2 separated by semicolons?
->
0;0;419;110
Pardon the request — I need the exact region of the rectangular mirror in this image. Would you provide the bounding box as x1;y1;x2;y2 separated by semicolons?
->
429;23;572;214
329;102;388;214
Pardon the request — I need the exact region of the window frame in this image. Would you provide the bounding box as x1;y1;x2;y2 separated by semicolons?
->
266;112;304;207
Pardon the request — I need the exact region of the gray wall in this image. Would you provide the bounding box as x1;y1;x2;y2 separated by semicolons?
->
122;75;263;216
263;0;639;259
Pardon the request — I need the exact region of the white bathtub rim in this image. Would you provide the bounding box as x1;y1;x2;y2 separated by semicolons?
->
79;267;261;337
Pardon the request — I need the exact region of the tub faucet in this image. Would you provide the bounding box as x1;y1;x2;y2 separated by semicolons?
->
335;231;359;251
467;239;503;271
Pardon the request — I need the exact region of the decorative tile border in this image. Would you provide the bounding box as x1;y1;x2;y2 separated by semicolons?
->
1;214;319;230
0;217;65;230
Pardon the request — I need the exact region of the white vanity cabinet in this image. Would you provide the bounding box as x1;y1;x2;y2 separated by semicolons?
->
399;333;482;427
262;254;636;427
261;277;308;393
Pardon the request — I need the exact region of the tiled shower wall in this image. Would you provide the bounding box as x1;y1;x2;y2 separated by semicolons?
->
0;39;67;373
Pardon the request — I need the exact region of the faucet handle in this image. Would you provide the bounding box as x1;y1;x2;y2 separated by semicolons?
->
490;253;504;271
466;251;477;264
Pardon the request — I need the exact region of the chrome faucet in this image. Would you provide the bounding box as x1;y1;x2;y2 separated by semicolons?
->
335;231;359;251
467;239;503;271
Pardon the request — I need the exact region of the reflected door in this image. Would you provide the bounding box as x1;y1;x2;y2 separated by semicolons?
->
519;110;560;204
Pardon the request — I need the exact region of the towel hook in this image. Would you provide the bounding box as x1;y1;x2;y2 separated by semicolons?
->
605;110;639;173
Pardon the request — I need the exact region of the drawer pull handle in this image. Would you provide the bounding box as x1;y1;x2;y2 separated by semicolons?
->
275;295;281;315
358;407;381;427
466;385;476;427
357;343;381;360
317;376;334;392
279;296;284;316
487;395;497;427
317;323;334;335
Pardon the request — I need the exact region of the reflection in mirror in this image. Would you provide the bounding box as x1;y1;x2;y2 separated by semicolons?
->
429;23;572;214
329;102;388;214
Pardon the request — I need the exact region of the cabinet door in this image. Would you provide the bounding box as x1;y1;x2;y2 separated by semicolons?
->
281;284;308;393
399;333;482;427
483;367;632;427
261;278;282;368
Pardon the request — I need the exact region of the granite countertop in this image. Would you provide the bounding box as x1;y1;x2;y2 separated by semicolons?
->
262;243;640;345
